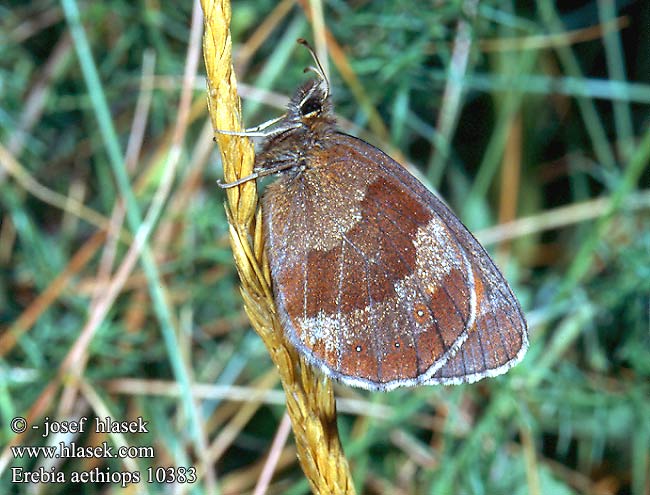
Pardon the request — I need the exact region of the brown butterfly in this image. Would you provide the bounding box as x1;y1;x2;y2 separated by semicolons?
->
219;39;528;391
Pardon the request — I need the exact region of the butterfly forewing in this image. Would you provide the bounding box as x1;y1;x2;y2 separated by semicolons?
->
425;262;528;384
338;136;529;385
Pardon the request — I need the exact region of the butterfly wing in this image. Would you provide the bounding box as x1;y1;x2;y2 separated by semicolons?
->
423;238;529;384
342;135;528;385
263;134;527;390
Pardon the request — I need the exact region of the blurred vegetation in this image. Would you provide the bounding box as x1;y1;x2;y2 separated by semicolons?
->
1;0;649;494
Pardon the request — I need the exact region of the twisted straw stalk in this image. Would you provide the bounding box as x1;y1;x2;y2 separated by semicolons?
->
200;1;356;493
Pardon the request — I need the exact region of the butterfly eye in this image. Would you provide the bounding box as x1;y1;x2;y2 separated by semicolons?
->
300;96;321;116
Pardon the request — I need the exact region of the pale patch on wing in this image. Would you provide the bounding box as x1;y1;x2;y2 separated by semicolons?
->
297;311;345;357
394;218;478;336
412;218;462;282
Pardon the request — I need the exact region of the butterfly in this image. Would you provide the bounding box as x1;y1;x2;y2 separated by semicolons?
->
219;39;528;391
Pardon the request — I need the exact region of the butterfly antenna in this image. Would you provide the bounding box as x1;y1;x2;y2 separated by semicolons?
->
297;38;330;98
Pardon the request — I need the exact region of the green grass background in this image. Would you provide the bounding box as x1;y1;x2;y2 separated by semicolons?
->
1;1;649;494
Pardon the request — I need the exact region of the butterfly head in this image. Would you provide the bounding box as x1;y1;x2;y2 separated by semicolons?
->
284;74;335;134
282;38;335;135
253;40;336;178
